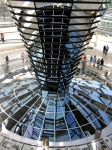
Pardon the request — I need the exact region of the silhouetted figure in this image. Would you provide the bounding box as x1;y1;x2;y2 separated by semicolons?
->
5;55;9;64
105;44;109;55
1;33;4;42
5;55;9;74
103;45;106;54
100;58;104;70
18;15;25;27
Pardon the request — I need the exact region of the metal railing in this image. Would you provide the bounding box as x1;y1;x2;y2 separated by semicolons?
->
78;59;112;81
0;57;112;82
0;57;30;77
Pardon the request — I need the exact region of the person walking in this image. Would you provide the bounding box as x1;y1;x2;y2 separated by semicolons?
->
96;58;100;69
82;54;86;60
103;45;106;54
81;54;87;74
1;33;4;42
100;58;104;70
105;44;109;55
5;55;9;64
92;55;97;67
5;55;9;74
89;55;93;65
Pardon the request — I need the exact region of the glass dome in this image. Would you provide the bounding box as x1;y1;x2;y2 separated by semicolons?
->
1;0;111;147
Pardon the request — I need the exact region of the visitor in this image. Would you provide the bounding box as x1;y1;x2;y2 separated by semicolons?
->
103;45;106;54
105;44;109;55
1;33;4;42
100;58;104;70
92;55;97;67
96;58;100;69
81;54;87;74
5;55;9;64
82;54;86;60
4;56;9;74
21;52;25;62
89;55;93;65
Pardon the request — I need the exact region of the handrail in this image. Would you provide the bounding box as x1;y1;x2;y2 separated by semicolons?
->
79;59;112;76
0;57;112;81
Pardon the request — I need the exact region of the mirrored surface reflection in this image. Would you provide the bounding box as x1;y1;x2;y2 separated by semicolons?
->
0;67;112;142
6;0;110;92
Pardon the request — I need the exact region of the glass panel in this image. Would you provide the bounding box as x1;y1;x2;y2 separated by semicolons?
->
44;113;54;129
56;130;70;142
55;113;67;130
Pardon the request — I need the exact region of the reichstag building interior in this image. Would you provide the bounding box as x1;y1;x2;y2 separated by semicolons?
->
0;0;112;150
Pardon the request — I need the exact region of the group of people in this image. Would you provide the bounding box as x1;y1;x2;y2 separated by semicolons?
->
103;44;109;55
5;52;28;65
89;55;104;70
82;54;104;70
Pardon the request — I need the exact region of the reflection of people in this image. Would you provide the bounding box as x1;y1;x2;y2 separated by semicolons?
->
18;16;25;26
21;52;25;62
18;9;26;26
20;9;25;14
5;63;9;74
1;33;4;42
5;55;9;64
